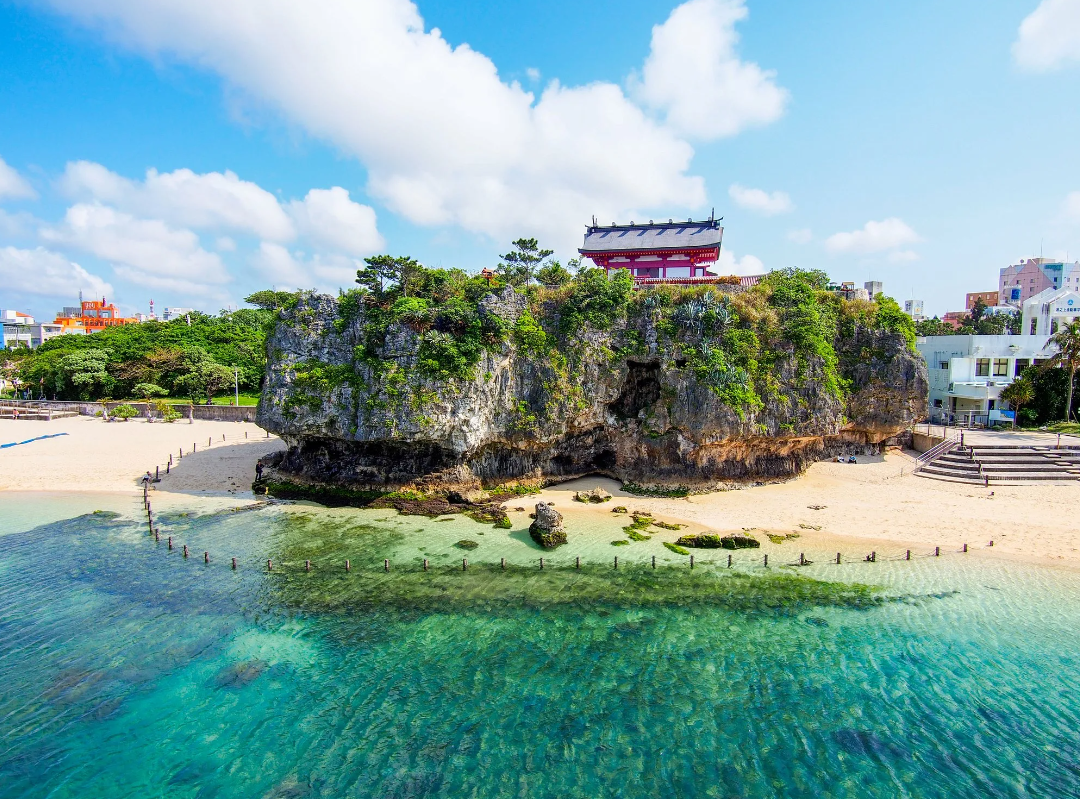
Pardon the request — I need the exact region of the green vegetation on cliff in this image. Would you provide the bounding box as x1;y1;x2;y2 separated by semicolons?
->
268;248;916;427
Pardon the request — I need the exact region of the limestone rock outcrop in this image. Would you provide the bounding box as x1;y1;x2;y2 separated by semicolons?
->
529;502;567;549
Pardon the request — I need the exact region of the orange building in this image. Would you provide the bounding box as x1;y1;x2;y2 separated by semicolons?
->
965;291;998;310
54;298;138;333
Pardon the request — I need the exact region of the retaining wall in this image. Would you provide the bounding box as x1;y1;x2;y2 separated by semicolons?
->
3;400;258;423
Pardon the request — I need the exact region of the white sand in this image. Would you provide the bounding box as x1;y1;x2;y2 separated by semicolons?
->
0;416;284;496
3;416;1077;567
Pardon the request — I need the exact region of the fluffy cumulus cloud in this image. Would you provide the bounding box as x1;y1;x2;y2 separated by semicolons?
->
39;0;787;249
41;203;228;296
251;242;359;291
728;183;792;215
1013;0;1080;72
824;218;921;255
0;156;37;200
715;249;765;276
287;187;384;256
630;0;788;139
60;160;296;240
0;246;112;297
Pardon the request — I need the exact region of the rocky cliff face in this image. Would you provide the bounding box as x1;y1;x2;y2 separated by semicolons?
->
256;285;927;494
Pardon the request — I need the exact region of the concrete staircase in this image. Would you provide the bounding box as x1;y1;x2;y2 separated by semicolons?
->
917;444;1080;484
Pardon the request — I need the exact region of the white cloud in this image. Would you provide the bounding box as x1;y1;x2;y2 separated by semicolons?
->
215;236;237;251
1013;0;1080;72
251;242;359;291
728;183;792;215
525;67;540;83
59;161;295;240
714;249;765;276
0;156;37;200
824;218;921;255
630;0;788;139
887;249;920;263
37;0;787;249
41;203;228;295
0;246;112;298
1060;190;1080;222
287;187;384;256
787;227;812;244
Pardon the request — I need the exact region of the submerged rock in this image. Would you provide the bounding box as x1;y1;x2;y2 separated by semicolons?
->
529;502;567;549
213;659;269;689
455;540;479;550
675;533;760;549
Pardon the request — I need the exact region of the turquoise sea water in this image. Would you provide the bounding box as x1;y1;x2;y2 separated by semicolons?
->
3;495;1080;798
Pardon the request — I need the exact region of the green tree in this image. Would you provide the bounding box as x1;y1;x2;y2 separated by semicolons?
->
497;238;554;287
915;317;956;337
174;349;235;404
244;290;299;310
356;255;425;297
536;260;573;287
60;349;113;400
1000;375;1034;428
1045;319;1080;421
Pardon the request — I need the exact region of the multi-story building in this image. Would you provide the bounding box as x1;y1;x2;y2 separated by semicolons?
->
903;299;925;321
162;307;196;321
917;334;1056;425
864;281;883;300
1021;286;1080;335
53;298;138;333
0;311;67;349
966;291;998;310
999;258;1080;306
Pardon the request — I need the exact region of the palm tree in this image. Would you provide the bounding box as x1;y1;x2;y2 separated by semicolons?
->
1046;320;1080;421
1000;375;1034;429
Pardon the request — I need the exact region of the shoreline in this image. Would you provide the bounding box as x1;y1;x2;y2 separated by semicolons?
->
3;416;1079;570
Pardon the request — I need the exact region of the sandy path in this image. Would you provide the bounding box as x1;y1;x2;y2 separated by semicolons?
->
0;417;284;495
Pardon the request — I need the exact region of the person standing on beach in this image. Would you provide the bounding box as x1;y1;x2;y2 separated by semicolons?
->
255;462;264;481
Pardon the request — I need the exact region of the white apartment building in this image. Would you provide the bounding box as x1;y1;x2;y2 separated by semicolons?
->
1021;286;1080;336
917;334;1056;425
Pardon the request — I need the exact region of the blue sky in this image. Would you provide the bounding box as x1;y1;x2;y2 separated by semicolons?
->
2;0;1080;320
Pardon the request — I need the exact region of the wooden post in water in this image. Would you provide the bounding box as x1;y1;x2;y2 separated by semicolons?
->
614;556;618;570
651;555;656;569
690;555;694;569
384;559;389;572
155;466;159;481
501;557;506;570
963;543;968;553
575;556;580;569
423;559;428;571
462;558;468;571
193;443;196;452
166;462;170;475
728;554;733;568
267;559;272;571
935;546;940;557
183;545;188;559
539;557;544;570
906;549;911;560
346;559;351;572
168;536;173;550
232;557;237;570
204;551;209;564
208;437;212;447
154;529;159;542
871;551;876;563
763;554;768;567
245;431;248;439
836;552;841;565
305;560;311;572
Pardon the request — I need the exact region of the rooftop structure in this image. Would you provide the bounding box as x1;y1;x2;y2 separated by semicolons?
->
966;291;998;310
917;334;1056;426
579;216;754;286
53;298;138;334
864;281;883;300
1021;286;1080;336
162;306;196;322
999;258;1080;306
904;299;925;321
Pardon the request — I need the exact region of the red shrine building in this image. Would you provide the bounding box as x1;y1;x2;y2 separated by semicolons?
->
580;216;754;287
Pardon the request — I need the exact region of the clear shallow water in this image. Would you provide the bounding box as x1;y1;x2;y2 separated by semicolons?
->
2;497;1080;798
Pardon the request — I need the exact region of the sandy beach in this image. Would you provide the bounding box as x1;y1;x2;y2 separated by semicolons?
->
0;416;284;496
3;415;1079;567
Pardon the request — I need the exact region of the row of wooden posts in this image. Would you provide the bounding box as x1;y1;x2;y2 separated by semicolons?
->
142;487;991;574
151;430;271;478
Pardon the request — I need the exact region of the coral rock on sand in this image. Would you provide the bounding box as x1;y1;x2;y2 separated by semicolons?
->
574;487;611;504
529;502;567;549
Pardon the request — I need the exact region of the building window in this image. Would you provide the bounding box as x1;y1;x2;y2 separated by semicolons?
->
976;358;990;377
1014;358;1030;376
933;398;943;408
993;358;1008;377
939;361;949;370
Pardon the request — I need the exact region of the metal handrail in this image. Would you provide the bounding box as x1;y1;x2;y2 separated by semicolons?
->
914;438;959;473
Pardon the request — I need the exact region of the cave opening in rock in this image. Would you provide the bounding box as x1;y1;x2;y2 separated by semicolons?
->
610;360;662;420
